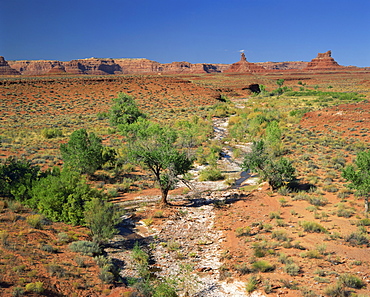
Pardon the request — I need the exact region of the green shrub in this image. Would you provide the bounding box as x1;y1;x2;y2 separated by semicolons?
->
357;218;370;226
324;282;348;297
308;196;328;207
284;263;300;276
300;221;328;233
272;230;289;242
234;263;250;275
153;281;177;297
339;273;366;289
25;282;44;293
235;226;251;237
252;260;274;272
46;263;65;277
26;214;45;229
41;128;63;139
69;240;101;256
198;166;224;181
345;232;369;246
12;286;25;297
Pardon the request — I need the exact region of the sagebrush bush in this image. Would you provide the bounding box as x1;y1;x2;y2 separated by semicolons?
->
345;232;369;246
339;273;365;289
300;221;328;233
284;263;300;276
26;214;45;229
69;240;101;256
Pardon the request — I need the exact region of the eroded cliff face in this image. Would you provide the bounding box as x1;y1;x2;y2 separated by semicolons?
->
0;56;21;75
304;50;343;71
224;53;268;73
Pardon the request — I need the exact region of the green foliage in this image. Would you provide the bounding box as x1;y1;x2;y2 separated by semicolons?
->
343;150;370;212
60;129;104;175
153;281;178;297
242;140;295;190
0;157;40;201
84;198;120;244
198;166;223;181
127;120;193;205
109;92;146;127
276;79;285;87
30;169;105;225
69;240;101;256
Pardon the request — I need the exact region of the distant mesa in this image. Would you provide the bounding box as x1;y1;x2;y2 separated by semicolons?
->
303;50;343;71
0;56;21;75
224;53;267;73
1;50;364;76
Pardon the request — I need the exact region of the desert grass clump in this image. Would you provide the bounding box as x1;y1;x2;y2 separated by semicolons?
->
308;196;328;207
271;230;290;242
25;281;44;293
269;211;281;219
251;260;275;272
300;221;328;233
235;226;251;237
245;275;259;293
234;263;250;275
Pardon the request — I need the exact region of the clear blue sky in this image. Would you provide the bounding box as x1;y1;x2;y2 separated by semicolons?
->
1;0;369;66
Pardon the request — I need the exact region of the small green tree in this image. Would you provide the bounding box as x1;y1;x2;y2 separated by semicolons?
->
276;79;285;87
343;150;370;212
84;198;120;245
0;157;40;201
242;140;295;190
30;169;105;225
109;92;146;127
128;120;193;206
60;129;104;175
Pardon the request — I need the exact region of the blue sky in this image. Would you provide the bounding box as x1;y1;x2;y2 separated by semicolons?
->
1;0;369;66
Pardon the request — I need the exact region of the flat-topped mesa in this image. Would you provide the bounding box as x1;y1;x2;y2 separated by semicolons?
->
304;50;343;71
224;53;267;73
0;56;21;75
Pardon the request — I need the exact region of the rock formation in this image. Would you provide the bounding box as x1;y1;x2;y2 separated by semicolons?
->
0;56;21;75
303;50;343;71
224;53;267;73
256;61;308;70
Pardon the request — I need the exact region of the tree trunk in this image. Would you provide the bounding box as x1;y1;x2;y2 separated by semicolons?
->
365;197;369;213
160;187;170;207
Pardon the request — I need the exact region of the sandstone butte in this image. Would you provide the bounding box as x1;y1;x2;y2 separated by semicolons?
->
0;56;21;75
0;51;366;76
224;52;269;73
303;50;344;71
